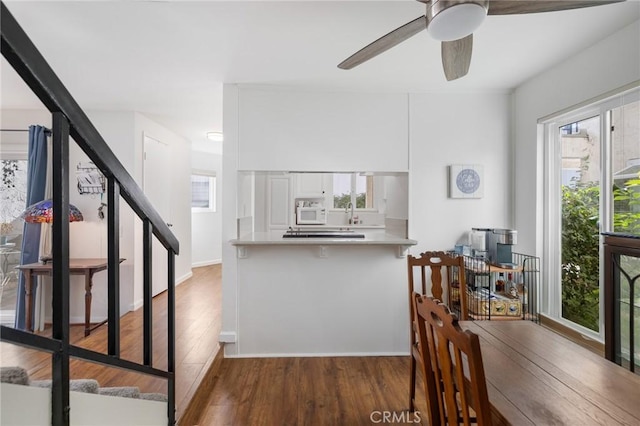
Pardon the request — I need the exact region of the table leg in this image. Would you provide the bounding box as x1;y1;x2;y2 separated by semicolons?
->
24;270;33;332
84;270;93;337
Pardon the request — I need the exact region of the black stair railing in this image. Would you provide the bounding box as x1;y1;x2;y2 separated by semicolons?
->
0;2;179;425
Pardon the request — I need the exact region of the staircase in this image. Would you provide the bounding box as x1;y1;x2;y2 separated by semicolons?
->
0;2;179;424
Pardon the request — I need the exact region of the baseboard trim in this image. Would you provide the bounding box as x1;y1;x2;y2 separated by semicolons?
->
177;343;224;426
130;272;193;311
226;351;410;358
176;271;193;285
192;259;221;268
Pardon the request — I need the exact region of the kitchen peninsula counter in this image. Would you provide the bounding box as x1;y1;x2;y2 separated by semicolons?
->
230;231;416;246
223;230;418;357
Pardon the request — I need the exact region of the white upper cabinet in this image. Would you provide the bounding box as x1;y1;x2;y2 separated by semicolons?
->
267;175;292;230
237;88;409;172
294;173;326;198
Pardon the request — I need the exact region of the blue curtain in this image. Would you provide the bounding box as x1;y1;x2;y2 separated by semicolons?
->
14;125;48;330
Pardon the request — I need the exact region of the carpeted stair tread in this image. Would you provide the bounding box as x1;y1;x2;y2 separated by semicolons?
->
30;379;100;394
1;366;30;385
1;366;168;401
98;386;141;398
139;392;168;402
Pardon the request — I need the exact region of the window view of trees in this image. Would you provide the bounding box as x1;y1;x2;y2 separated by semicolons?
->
562;174;640;331
334;192;366;209
560;115;601;331
560;98;639;332
561;183;600;330
332;173;370;209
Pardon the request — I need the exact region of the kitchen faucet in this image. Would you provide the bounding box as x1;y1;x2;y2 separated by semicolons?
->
346;202;355;224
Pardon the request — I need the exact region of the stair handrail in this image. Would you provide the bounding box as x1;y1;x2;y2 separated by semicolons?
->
1;2;178;425
0;1;178;253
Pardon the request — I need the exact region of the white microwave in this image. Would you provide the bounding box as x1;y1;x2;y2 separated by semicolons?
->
296;206;327;225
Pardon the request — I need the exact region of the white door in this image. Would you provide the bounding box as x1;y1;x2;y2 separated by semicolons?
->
267;176;291;230
143;135;171;296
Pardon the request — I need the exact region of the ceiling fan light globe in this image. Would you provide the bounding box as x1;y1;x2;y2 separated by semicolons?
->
427;2;487;41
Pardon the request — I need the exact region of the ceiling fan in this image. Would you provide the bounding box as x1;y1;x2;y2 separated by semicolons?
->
338;0;625;81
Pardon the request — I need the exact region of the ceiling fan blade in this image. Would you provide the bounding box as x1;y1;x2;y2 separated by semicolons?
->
338;16;427;69
488;0;625;15
442;34;473;81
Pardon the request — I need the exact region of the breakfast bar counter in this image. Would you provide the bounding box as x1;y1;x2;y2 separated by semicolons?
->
230;231;416;260
223;230;418;357
230;231;416;246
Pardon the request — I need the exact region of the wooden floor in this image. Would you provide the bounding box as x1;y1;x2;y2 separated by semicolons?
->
0;264;222;421
1;264;428;425
194;356;428;426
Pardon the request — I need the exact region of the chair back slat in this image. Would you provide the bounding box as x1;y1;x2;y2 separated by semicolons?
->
408;251;468;320
408;251;469;416
413;294;494;426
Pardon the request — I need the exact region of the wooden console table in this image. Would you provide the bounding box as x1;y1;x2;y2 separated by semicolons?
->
17;258;124;336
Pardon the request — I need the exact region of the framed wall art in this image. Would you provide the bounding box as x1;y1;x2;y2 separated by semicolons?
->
449;164;484;199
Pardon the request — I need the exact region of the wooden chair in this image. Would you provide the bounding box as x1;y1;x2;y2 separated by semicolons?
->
413;293;493;425
409;252;468;413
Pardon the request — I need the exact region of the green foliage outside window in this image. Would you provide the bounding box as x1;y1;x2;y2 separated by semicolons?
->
562;184;600;331
334;193;366;209
562;173;640;331
612;175;640;234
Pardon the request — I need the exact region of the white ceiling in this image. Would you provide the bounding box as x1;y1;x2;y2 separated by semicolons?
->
2;1;639;154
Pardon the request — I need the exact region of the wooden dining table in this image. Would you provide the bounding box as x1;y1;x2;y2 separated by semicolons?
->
461;320;640;425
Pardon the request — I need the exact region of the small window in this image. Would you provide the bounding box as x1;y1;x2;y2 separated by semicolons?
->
191;173;216;212
332;173;373;209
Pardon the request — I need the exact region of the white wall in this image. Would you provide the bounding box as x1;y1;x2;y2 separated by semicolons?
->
85;111;137;319
222;85;240;343
513;20;640;257
0;109;51;157
408;92;513;253
1;383;167;426
236;245;409;356
236;87;409;172
384;174;409;220
191;151;223;267
134;112;193;302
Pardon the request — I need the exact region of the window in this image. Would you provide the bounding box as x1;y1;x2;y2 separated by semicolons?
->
543;87;639;339
191;172;216;212
332;173;373;209
0;158;27;324
1;159;28;233
559;115;601;332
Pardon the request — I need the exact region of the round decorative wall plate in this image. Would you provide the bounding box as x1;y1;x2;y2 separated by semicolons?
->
449;164;484;198
456;168;481;194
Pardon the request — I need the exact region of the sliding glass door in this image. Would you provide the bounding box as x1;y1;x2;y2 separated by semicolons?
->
559;115;601;331
546;88;639;338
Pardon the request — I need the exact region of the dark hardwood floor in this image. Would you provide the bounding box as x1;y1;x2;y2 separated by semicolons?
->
193;356;428;426
2;264;425;425
0;263;222;421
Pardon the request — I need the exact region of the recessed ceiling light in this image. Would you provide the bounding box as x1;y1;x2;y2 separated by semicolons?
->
206;132;224;142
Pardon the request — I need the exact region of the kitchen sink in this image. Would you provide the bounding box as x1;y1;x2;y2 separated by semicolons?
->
283;230;365;239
